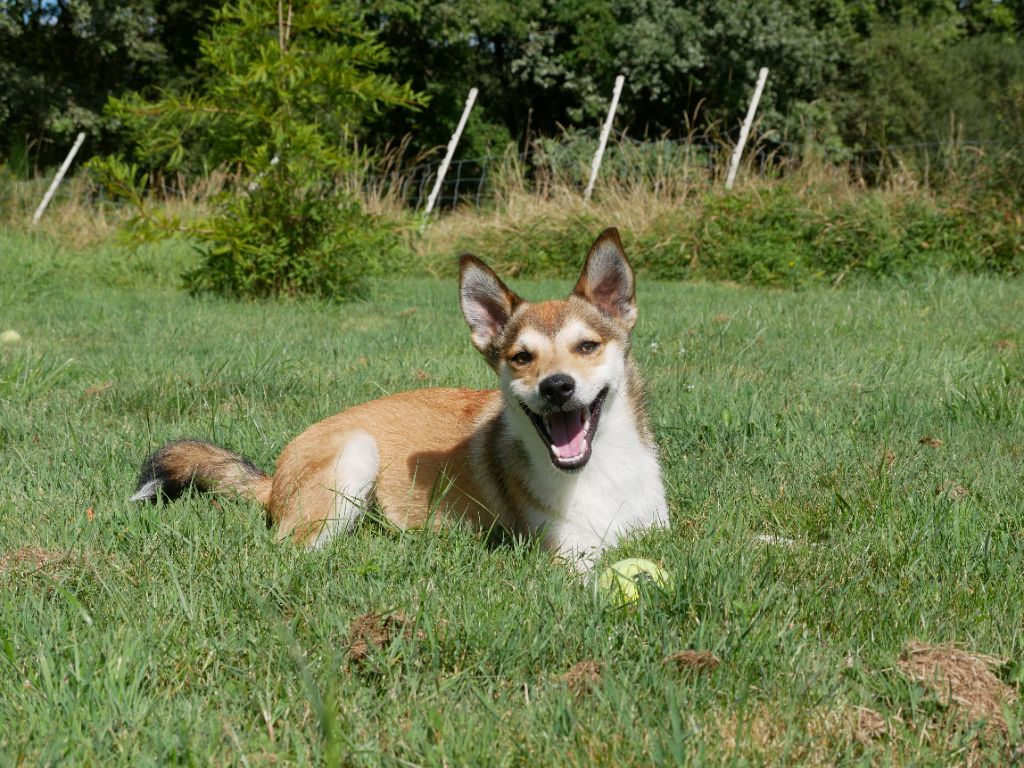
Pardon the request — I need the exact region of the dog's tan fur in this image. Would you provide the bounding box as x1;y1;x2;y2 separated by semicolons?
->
270;388;504;544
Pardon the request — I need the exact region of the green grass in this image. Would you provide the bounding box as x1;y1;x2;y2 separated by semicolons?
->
2;229;1023;765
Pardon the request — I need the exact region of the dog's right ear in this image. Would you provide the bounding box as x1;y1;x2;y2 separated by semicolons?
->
460;254;522;358
573;227;637;329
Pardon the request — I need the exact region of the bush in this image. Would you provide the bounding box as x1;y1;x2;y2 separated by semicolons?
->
183;169;404;299
449;210;603;278
439;183;1024;287
685;188;817;285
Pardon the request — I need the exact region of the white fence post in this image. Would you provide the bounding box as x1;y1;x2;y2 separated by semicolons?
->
423;87;478;217
725;67;769;190
584;74;625;201
32;131;86;225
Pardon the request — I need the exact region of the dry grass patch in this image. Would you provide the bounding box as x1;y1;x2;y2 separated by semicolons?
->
413;184;694;274
663;650;720;673
561;661;603;697
898;641;1018;733
0;545;72;575
849;706;894;745
714;703;896;764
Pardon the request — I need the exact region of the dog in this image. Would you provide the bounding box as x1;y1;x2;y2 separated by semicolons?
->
131;227;669;569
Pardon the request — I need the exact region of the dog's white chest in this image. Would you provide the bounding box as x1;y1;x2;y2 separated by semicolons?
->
521;405;669;565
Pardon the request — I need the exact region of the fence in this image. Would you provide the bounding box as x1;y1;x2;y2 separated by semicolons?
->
4;132;1014;221
362;132;1014;212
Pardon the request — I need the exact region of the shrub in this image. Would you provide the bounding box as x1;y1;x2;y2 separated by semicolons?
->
183;169;404;299
436;182;1024;286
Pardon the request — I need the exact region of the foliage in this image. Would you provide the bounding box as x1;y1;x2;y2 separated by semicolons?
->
830;19;1024;152
91;0;423;299
445;182;1024;286
2;0;1024;172
0;0;219;172
181;171;404;299
364;0;1023;157
364;0;856;148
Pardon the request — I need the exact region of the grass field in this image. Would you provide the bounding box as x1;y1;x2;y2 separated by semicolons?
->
2;229;1023;765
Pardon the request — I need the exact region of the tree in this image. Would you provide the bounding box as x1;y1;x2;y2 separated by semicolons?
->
94;0;425;298
0;0;219;172
829;2;1024;150
364;0;855;152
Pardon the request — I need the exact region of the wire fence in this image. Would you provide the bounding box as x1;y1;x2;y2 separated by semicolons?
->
362;133;1015;212
3;132;1015;218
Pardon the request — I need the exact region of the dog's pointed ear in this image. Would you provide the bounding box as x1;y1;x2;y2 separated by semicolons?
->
572;228;637;329
460;254;522;357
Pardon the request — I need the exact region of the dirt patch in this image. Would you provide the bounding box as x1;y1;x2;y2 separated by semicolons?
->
0;546;70;574
948;485;971;501
918;436;943;448
346;611;420;663
664;650;720;673
898;641;1018;732
561;660;602;696
994;339;1017;352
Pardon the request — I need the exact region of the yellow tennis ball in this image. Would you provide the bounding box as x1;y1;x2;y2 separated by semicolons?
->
1;330;21;344
596;558;672;606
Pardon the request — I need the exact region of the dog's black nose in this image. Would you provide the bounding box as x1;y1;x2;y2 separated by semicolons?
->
539;374;576;407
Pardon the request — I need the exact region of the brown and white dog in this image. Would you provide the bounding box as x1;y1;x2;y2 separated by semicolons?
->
131;228;669;569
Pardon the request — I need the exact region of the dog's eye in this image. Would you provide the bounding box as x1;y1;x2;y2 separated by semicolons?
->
511;350;533;366
577;340;601;354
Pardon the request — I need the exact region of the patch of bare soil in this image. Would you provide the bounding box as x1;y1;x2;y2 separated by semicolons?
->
346;611;420;663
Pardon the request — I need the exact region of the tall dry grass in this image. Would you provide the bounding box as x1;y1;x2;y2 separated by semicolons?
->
0;171;224;249
4;128;1018;282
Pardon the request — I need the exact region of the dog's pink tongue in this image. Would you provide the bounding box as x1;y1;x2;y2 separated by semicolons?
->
548;409;587;459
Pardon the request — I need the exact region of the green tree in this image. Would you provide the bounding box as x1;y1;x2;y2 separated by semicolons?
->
365;0;1022;159
365;0;855;151
94;0;425;299
0;0;219;171
830;2;1024;151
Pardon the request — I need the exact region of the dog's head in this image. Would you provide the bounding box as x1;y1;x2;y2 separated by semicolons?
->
460;228;638;471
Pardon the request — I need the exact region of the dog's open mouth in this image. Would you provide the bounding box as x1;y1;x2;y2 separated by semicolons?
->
521;387;609;471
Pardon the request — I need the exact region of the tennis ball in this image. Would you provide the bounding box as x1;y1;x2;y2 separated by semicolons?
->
1;330;21;344
595;558;671;606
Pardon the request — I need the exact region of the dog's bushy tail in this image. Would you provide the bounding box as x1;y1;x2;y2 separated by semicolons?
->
131;440;272;507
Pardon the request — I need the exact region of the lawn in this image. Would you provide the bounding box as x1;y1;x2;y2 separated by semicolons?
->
1;229;1023;765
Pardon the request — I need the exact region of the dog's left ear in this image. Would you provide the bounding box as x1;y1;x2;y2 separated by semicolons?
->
573;227;637;329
